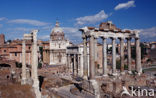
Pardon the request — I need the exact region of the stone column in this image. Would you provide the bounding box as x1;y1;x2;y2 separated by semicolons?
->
66;54;68;67
68;55;72;73
73;54;76;76
127;38;132;73
80;54;83;77
89;35;95;79
120;38;125;74
94;38;98;61
67;54;70;69
94;37;98;75
112;37;117;75
49;50;53;65
102;37;108;76
32;30;41;98
135;38;142;75
72;56;74;74
21;39;26;84
31;44;34;79
83;37;88;79
77;54;80;75
32;31;39;84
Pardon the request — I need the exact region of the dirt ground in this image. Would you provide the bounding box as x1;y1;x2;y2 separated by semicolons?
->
0;68;35;98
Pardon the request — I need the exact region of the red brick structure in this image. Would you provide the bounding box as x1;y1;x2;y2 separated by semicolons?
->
0;34;5;45
0;38;41;65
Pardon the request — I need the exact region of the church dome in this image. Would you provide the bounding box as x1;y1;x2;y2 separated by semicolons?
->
50;21;65;41
51;22;63;33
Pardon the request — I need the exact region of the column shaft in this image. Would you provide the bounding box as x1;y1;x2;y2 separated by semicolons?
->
67;54;70;69
83;37;88;78
32;30;41;98
94;38;98;61
73;54;76;76
112;38;117;75
120;38;124;72
77;54;80;75
94;38;98;75
22;40;26;84
31;43;34;79
33;33;38;82
127;38;131;72
135;38;142;74
102;37;107;76
80;54;83;77
89;36;95;79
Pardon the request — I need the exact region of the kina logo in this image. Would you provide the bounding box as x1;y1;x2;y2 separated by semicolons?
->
121;86;131;96
121;86;155;97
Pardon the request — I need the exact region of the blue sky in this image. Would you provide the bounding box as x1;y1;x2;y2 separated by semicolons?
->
0;0;156;43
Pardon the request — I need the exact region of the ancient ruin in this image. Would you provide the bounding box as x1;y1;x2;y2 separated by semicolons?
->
21;30;41;98
79;21;142;78
0;21;155;98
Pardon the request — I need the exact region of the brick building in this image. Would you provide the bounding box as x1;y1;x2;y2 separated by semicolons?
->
0;37;41;65
0;34;5;45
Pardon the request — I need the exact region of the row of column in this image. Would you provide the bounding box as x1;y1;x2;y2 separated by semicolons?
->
21;30;41;98
67;54;81;76
83;36;142;79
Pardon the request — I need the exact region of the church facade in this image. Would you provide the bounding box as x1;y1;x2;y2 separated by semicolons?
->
49;22;71;65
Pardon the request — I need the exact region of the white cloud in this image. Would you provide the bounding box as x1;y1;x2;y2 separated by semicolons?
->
75;10;108;25
62;27;82;43
0;17;7;21
63;27;81;37
62;27;78;33
7;27;32;32
39;35;49;40
42;25;53;31
139;27;156;38
38;27;80;41
114;1;135;10
8;19;49;26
